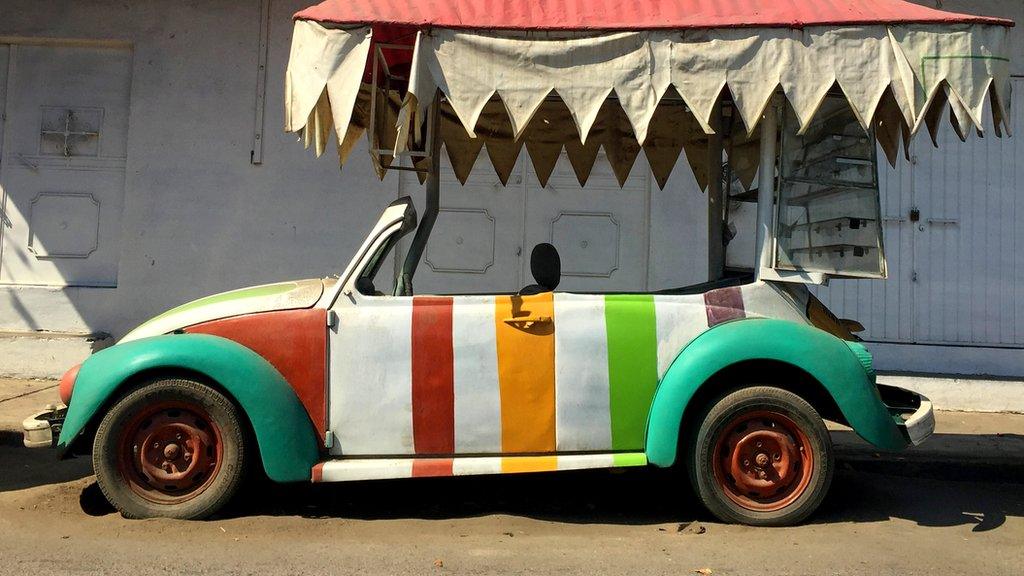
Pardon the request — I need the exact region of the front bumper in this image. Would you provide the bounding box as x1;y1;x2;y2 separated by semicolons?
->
876;384;935;446
22;404;67;449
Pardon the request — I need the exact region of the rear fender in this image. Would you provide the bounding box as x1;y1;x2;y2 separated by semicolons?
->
645;319;907;467
58;334;319;482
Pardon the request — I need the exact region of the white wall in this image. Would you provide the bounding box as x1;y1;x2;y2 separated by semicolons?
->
1;0;1016;355
0;0;710;338
0;0;402;338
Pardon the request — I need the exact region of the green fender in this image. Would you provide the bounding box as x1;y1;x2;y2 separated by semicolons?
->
645;319;907;468
58;334;320;483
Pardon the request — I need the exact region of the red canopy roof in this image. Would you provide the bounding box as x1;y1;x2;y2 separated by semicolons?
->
295;0;1013;30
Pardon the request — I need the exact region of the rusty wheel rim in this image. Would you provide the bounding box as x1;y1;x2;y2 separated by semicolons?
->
711;410;814;512
117;401;223;505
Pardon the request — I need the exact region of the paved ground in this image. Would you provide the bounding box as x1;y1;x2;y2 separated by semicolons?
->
2;379;1023;575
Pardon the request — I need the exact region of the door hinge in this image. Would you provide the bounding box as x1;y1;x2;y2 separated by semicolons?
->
324;430;335;449
327;310;338;329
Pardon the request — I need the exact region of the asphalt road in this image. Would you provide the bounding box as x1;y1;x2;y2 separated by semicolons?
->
1;429;1022;576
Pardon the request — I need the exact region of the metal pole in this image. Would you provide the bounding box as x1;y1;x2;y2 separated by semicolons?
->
706;105;725;282
397;91;442;295
754;96;780;280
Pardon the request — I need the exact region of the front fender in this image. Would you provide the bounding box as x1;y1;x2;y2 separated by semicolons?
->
645;319;907;468
58;334;319;482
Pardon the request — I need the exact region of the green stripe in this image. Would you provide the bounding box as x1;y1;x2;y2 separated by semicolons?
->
605;294;659;451
612;453;648;467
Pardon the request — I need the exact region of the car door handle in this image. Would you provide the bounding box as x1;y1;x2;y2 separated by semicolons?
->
502;316;552;329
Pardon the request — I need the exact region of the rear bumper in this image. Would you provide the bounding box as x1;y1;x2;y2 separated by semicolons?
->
876;384;935;447
22;404;67;449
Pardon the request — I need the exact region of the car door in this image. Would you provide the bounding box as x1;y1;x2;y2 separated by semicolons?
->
328;291;558;457
329;286;715;457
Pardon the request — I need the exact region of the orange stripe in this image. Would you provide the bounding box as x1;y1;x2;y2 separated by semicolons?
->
494;293;557;453
501;456;559;474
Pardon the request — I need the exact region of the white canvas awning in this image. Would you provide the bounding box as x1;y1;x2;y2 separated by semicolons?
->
285;12;1012;188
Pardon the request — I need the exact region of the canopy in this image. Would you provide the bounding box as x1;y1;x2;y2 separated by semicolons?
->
285;0;1013;189
296;0;1012;31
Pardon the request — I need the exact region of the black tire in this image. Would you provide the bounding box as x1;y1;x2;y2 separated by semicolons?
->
93;378;247;520
687;386;833;527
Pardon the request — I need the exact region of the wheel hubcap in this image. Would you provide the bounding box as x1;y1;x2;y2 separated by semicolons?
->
712;410;814;512
118;402;223;504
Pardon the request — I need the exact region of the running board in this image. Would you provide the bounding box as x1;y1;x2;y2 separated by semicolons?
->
311;453;648;483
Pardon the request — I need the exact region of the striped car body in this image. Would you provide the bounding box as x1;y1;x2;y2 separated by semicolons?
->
322;282;808;478
49;197;929;488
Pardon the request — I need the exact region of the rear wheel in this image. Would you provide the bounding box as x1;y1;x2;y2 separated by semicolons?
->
93;378;247;519
688;386;833;526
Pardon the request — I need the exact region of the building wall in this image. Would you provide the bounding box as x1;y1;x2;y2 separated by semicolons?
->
0;1;1019;379
1;0;400;338
0;0;707;340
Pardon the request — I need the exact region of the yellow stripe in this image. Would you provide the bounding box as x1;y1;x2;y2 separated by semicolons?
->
494;293;557;453
501;456;559;474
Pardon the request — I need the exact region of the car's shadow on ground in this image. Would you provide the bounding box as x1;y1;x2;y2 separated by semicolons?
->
814;463;1019;532
237;455;1024;531
0;431;93;493
5;429;1021;532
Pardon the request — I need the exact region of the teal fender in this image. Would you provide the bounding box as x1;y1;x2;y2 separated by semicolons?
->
58;334;319;483
645;319;907;467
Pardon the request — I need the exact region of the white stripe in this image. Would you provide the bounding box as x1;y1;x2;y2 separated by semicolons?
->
319;459;414;482
553;293;612;451
451;457;504;476
555;453;615;471
654;296;707;379
329;297;414;455
452;296;503;453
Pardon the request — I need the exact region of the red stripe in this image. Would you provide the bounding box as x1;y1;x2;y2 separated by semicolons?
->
412;459;455;477
411;296;456;454
704;286;746;327
311;463;324;483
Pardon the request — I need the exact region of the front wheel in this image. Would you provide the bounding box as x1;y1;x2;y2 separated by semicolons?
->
93;377;248;519
689;386;834;526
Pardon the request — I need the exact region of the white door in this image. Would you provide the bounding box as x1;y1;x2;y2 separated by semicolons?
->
523;155;650;293
402;150;651;295
0;44;131;287
404;152;526;295
816;79;1024;348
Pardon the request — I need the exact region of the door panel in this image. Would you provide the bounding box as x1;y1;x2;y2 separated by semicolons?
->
523;155;650;292
404;151;651;295
403;153;525;295
0;44;131;287
330;295;414;456
911;86;1023;347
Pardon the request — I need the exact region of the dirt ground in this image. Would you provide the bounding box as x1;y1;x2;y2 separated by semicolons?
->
0;434;1022;575
2;380;1023;575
